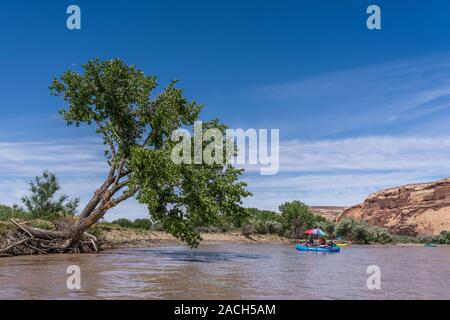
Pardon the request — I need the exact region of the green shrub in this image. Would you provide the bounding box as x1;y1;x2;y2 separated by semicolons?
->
0;204;29;221
369;226;392;244
265;221;284;235
151;222;165;231
21;171;79;220
335;218;356;238
244;208;286;235
335;218;392;244
87;225;103;238
316;219;336;236
195;226;224;233
432;231;450;244
245;203;333;239
30;220;53;230
111;218;152;230
111;218;134;228
0;222;14;237
132;218;152;230
278;201;328;239
253;220;268;234
241;224;255;236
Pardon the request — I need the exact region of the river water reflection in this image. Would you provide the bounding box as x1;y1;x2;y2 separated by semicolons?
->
0;244;449;299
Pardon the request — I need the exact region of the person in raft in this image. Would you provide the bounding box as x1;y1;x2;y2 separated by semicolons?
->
318;237;326;246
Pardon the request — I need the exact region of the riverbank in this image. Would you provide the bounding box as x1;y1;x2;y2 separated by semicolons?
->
97;224;293;249
0;220;292;252
2;220;448;253
61;224;450;249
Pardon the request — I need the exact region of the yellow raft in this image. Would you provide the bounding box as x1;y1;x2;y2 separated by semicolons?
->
336;243;349;247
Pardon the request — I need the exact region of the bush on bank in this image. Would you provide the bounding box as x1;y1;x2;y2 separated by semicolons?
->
241;202;329;239
432;230;450;244
335;218;392;244
110;218;152;230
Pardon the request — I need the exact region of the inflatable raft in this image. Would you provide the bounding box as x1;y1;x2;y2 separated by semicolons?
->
295;244;340;253
336;243;349;247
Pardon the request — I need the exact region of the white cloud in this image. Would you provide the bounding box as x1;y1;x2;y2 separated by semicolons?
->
240;136;450;174
242;136;450;210
0;139;154;221
0;140;106;177
1;135;450;217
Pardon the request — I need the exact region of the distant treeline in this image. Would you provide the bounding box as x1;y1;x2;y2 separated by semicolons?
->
2;194;449;245
108;201;450;245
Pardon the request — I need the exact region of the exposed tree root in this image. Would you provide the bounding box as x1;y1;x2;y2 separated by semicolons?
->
0;219;103;257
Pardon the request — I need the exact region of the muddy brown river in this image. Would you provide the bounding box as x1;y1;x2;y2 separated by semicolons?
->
0;244;449;299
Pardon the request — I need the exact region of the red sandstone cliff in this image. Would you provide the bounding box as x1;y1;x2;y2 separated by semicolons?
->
338;178;450;236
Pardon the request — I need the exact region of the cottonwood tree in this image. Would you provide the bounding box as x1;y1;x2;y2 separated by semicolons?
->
0;59;250;256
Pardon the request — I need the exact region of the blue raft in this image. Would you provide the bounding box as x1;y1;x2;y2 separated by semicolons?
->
295;244;340;253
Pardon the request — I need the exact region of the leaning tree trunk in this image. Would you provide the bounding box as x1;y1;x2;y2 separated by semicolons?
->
0;159;138;257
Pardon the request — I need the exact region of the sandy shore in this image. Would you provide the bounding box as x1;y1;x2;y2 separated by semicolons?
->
98;224;293;249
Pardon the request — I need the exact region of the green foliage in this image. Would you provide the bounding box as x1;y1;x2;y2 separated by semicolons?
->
316;219;336;235
29;220;54;230
335;218;392;244
0;222;15;237
246;208;284;224
370;226;392;244
334;218;355;237
111;218;133;228
21;171;79;220
391;235;424;244
133;218;152;230
51;59;251;248
279;201;323;238
194;215;236;233
432;230;450;244
130;131;251;247
243;208;284;236
87;224;103;238
50;58;202;160
111;218;152;230
243;205;329;238
0;204;29;221
241;224;255;237
253;220;284;235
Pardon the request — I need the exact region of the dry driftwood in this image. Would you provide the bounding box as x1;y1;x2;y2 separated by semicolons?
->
0;219;103;256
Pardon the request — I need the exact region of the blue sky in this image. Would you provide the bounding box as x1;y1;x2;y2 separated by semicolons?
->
2;1;450;219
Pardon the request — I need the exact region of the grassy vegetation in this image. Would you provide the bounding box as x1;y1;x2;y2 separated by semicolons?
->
0;222;15;237
0;204;30;221
392;230;450;245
